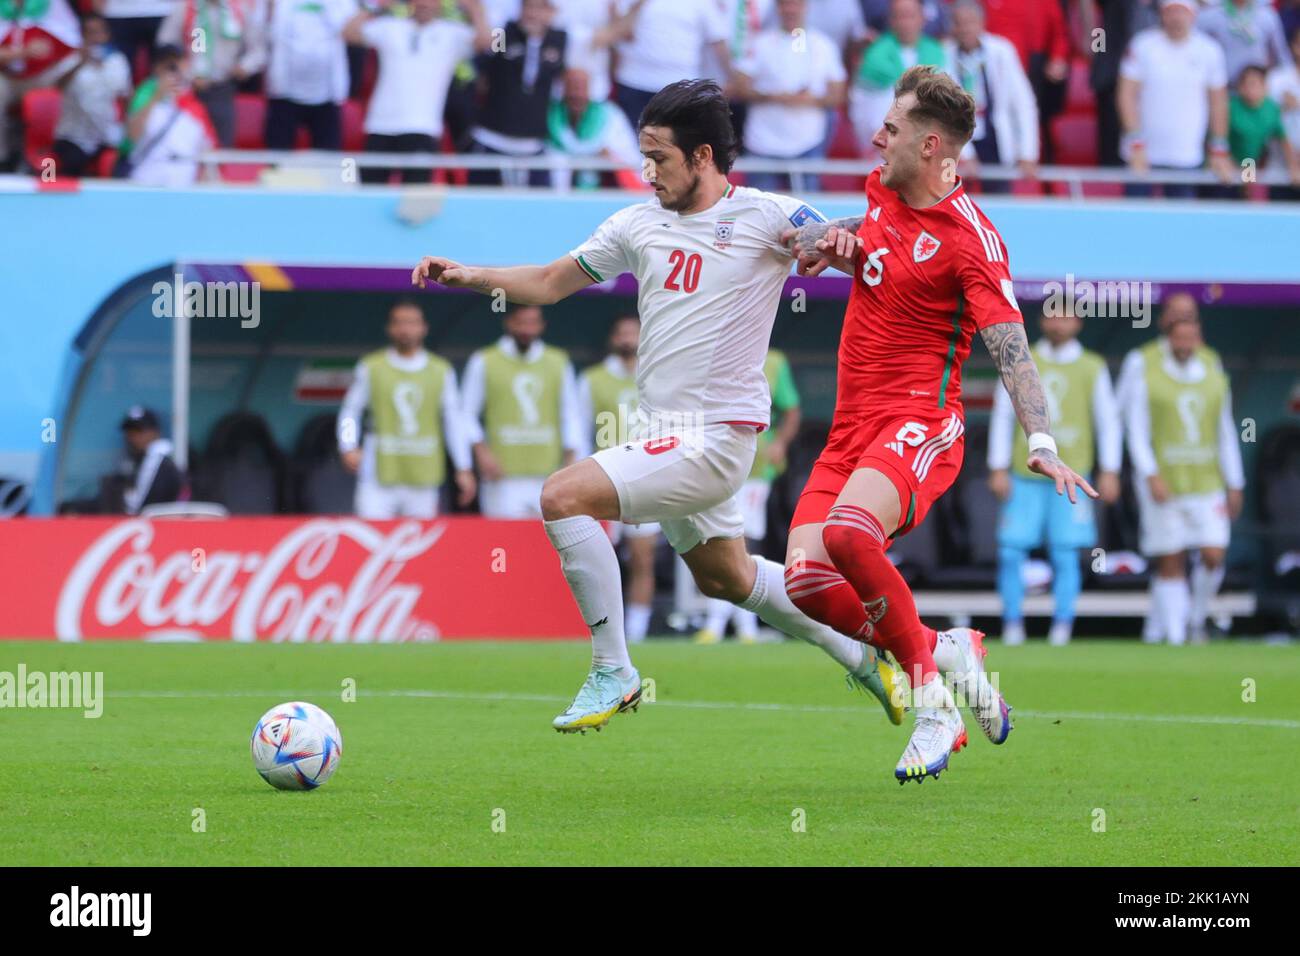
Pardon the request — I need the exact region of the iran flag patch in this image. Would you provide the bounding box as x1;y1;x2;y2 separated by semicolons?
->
913;231;941;263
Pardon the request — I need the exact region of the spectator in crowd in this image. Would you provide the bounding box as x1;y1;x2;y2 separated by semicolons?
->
337;298;475;519
1269;25;1300;155
99;0;175;83
157;0;265;147
547;67;642;190
612;0;730;128
702;0;773;144
849;0;944;157
1198;0;1293;85
344;0;490;184
1085;0;1159;166
694;348;800;645
805;0;868;69
120;44;216;186
119;405;185;515
577;315;658;643
1118;298;1244;646
982;0;1071;164
257;0;356;150
944;0;1038;192
52;13;131;176
553;0;643;106
0;0;81;170
461;305;585;519
860;0;947;39
733;0;845;193
468;0;567;186
987;306;1121;647
1228;62;1300;194
1118;0;1234;198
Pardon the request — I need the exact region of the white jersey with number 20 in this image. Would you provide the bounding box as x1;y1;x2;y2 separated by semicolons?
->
570;184;825;431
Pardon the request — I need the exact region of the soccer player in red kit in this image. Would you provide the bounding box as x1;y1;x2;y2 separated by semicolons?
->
784;66;1097;784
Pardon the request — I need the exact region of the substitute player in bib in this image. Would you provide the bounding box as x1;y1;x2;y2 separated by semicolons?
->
785;66;1098;784
412;79;906;733
338;299;476;518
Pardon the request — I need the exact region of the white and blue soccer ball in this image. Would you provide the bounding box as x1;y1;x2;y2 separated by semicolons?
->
251;701;343;791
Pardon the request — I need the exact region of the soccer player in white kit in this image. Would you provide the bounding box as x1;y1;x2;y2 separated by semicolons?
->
413;79;906;732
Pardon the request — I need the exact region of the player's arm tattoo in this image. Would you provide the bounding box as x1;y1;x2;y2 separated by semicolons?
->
980;320;1051;438
793;215;864;255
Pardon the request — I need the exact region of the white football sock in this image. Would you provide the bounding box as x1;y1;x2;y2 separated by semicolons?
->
1152;576;1190;647
1189;563;1225;637
625;603;651;643
544;516;632;674
739;556;866;672
704;597;733;636
1047;620;1073;646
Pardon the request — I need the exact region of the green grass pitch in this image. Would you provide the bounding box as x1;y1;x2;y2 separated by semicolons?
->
1;639;1296;866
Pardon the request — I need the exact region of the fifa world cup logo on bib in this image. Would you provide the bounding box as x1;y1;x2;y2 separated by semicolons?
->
513;372;543;425
1176;390;1205;444
392;381;424;436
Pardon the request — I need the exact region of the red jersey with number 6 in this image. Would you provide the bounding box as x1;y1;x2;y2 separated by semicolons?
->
837;169;1022;422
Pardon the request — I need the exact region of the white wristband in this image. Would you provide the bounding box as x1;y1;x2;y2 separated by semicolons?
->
1027;432;1058;456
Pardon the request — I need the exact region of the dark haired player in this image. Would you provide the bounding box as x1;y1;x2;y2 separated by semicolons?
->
784;66;1098;783
412;79;908;734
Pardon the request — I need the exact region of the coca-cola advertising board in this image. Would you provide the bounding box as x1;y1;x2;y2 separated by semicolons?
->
0;517;587;641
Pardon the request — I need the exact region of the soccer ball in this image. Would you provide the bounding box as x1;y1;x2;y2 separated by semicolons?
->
250;701;343;791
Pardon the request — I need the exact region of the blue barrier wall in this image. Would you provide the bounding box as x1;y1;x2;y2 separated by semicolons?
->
2;181;1299;513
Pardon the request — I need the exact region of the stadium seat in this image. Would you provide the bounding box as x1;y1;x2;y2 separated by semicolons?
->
21;88;61;171
1065;58;1093;116
291;413;356;514
189;411;288;514
1051;113;1098;167
234;94;267;150
341;99;366;152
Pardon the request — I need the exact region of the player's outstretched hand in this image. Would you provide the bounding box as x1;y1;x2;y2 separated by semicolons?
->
779;225;861;277
1027;449;1098;505
412;255;473;289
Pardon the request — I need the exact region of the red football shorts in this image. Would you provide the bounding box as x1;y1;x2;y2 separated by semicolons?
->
791;409;966;537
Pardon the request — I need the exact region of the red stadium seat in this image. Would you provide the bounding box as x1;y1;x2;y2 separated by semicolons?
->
1051;113;1098;167
234;94;266;150
1065;57;1094;115
341;99;365;152
21;88;61;171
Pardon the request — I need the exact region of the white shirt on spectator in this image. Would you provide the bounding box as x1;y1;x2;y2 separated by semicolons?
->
554;0;615;102
1269;60;1300;151
804;0;866;56
702;0;774;83
55;50;132;153
483;0;521;29
738;25;845;157
943;31;1039;163
614;0;726;94
360;16;474;137
1119;27;1228;169
262;0;357;105
129;98;214;187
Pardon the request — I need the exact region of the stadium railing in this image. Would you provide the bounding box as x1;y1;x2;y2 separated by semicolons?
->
197;150;1298;197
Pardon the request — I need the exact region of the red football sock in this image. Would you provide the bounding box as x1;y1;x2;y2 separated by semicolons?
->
784;560;883;648
821;503;938;688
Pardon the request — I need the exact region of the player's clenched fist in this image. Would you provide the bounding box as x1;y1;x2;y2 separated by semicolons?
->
412;255;475;289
